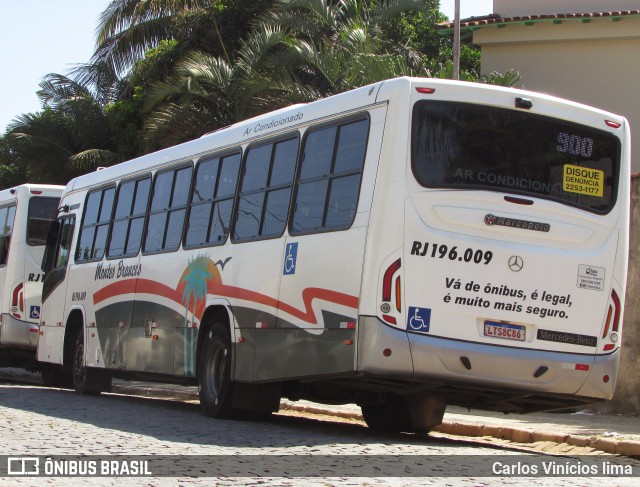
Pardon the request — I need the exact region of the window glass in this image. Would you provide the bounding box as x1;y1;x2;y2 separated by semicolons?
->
326;174;360;228
55;218;75;269
292;180;328;233
232;137;298;242
109;220;128;257
262;188;291;236
241;144;271;192
411;100;620;213
193;158;219;203
143;166;192;253
270;139;298;186
185;202;212;247
300;126;336;179
83;192;102;225
0;236;9;266
132;178;151;215
0;207;7;234
5;206;16;234
144;213;167;253
209;200;233;244
150;171;173;211
292;117;369;234
108;176;151;258
126;218;145;255
99;188;115;222
77;187;115;262
218;154;241;197
93;224;109;259
114;180;135;219
172;167;192;206
334;119;368;173
185;151;240;248
76;227;95;261
27;197;60;246
234;194;264;240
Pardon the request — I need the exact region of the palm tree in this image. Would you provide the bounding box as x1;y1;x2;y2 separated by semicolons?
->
140;1;439;149
140;24;321;150
181;254;212;375
5;74;120;183
261;0;436;94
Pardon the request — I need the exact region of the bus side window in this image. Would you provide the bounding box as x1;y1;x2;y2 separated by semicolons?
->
232;136;299;242
108;176;151;258
0;205;16;266
76;187;115;262
291;117;369;234
144;165;193;253
185;152;241;248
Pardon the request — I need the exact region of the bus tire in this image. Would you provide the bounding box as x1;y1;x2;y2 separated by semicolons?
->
72;328;111;395
198;323;235;418
361;395;414;433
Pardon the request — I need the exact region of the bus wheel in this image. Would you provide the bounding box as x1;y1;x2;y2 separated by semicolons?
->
72;328;111;395
361;395;414;433
198;323;235;418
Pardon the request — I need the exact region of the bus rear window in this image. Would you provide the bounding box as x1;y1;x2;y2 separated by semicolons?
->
411;101;620;213
28;197;60;246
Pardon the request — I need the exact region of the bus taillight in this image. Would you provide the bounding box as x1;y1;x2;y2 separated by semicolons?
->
415;87;435;94
605;120;621;129
602;289;622;351
11;283;24;318
610;290;621;333
382;259;401;302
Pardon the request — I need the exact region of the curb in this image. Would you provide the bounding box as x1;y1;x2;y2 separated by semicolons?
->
277;401;640;458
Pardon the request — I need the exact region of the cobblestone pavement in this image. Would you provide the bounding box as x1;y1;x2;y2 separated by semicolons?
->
1;383;638;486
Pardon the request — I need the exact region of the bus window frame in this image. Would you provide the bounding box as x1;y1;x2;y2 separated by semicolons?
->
142;163;194;256
288;113;371;237
106;172;153;260
0;203;16;267
74;184;117;264
410;100;621;216
184;148;242;250
230;132;300;244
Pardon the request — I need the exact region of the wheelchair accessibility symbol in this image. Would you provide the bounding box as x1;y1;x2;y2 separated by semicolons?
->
407;306;431;332
30;306;41;320
283;242;298;275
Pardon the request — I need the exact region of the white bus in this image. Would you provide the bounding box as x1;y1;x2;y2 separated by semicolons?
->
38;77;630;432
0;184;62;370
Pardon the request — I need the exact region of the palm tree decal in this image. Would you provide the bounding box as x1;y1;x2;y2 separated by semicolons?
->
181;254;212;375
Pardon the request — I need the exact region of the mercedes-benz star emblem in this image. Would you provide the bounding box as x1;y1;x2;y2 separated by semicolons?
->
508;255;524;272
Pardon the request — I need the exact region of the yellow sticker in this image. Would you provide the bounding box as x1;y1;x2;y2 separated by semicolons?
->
562;164;604;197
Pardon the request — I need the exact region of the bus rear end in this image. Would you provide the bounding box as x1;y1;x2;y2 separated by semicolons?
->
363;78;629;416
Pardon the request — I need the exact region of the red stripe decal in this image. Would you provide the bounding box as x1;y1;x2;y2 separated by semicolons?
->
94;278;358;325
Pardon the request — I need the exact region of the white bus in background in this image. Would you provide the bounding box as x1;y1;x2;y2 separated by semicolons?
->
0;184;62;370
38;77;630;432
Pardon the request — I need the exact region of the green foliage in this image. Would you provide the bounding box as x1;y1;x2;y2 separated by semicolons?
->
0;0;523;189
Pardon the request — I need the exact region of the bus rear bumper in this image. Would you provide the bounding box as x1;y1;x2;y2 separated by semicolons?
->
357;316;617;401
0;313;39;349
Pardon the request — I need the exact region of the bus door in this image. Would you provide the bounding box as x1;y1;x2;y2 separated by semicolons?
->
39;214;76;364
272;110;385;381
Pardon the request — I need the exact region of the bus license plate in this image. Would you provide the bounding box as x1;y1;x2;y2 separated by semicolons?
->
483;321;526;341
